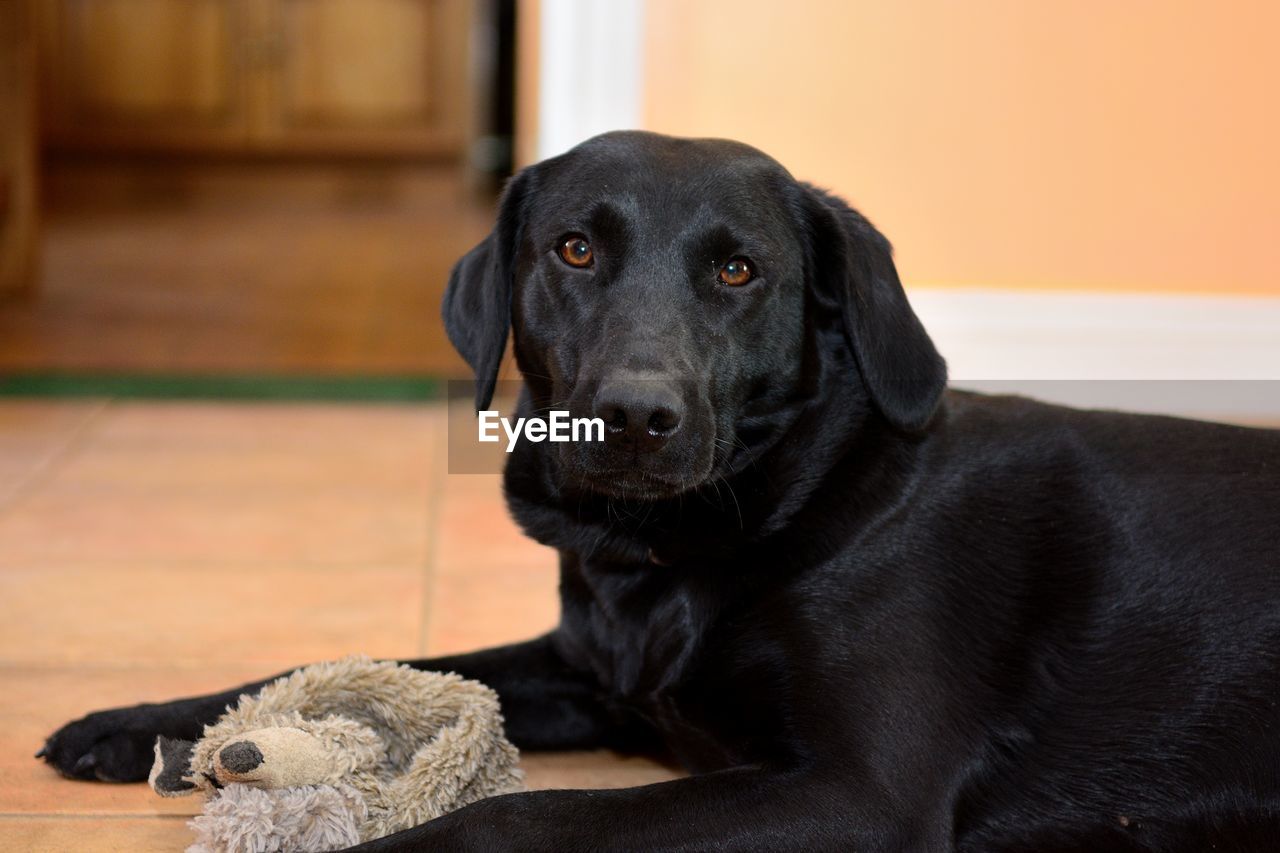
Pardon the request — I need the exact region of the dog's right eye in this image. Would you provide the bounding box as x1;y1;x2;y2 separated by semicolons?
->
718;257;754;286
558;235;594;269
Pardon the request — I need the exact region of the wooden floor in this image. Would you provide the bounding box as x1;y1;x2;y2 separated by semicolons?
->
0;399;679;852
0;161;492;375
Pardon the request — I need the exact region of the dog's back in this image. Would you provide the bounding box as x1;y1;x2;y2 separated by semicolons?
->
940;392;1280;851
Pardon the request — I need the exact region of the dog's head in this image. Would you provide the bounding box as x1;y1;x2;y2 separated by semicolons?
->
445;131;945;500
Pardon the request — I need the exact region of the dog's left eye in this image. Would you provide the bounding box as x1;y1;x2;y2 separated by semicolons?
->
558;235;594;268
718;257;754;286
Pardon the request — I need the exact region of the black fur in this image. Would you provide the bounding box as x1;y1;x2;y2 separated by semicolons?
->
41;132;1280;852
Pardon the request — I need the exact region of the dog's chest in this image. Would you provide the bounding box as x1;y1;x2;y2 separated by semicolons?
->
564;561;706;698
560;558;770;769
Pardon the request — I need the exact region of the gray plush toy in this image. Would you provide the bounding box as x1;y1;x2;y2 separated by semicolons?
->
149;656;524;853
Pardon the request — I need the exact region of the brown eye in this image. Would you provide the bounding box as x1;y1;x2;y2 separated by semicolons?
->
718;257;754;286
558;235;593;268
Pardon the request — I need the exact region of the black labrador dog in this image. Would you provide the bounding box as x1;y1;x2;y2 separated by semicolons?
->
40;131;1280;851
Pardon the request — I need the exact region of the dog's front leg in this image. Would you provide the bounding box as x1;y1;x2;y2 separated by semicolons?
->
40;632;642;782
341;765;926;853
401;632;655;752
39;676;283;782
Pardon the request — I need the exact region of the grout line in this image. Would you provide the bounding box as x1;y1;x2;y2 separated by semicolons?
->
0;659;323;672
0;399;113;515
0;559;426;572
0;657;428;674
417;415;451;657
0;813;192;821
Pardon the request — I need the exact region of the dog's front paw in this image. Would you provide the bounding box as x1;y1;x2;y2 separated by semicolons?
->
39;706;167;782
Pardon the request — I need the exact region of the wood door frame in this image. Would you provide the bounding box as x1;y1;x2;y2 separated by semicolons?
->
0;0;39;295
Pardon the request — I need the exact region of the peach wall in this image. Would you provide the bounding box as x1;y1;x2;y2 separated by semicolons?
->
642;1;1280;295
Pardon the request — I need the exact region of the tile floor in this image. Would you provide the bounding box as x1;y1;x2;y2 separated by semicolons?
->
0;399;679;851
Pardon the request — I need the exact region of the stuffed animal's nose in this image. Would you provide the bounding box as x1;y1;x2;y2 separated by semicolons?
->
219;741;264;774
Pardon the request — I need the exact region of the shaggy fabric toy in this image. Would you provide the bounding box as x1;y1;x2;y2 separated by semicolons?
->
148;656;524;853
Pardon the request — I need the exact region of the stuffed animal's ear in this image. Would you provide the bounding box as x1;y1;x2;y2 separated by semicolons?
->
442;169;533;411
801;183;947;432
149;736;198;797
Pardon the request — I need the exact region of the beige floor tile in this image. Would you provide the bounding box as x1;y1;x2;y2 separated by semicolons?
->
0;401;105;510
0;402;442;566
433;483;553;571
0;401;104;448
434;469;508;500
0;493;431;566
50;446;432;496
0;564;423;667
423;560;560;657
522;751;685;791
1;664;264;816
423;470;560;654
0;816;194;852
88;402;443;450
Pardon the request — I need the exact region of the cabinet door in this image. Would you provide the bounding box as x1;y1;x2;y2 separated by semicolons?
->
40;0;249;150
266;0;469;156
1;0;39;294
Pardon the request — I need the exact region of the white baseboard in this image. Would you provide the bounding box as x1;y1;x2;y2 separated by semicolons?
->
907;288;1280;420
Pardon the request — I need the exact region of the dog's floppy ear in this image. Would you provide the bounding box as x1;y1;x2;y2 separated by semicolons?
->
442;169;533;411
802;183;947;432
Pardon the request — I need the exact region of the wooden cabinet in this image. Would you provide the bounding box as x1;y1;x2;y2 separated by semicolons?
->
1;0;39;295
40;0;247;145
38;0;473;157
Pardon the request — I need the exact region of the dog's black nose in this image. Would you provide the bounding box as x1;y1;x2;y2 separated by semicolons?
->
593;381;684;453
219;740;264;774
